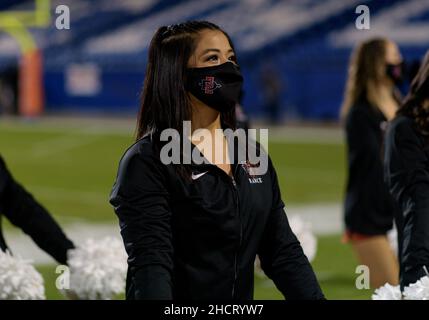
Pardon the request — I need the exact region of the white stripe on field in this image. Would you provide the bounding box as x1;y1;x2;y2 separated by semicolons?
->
3;203;343;265
1;118;343;144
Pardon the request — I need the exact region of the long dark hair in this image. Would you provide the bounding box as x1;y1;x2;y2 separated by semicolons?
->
136;21;237;141
397;50;429;136
340;38;389;120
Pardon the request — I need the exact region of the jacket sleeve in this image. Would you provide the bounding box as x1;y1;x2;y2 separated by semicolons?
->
0;156;75;265
386;121;429;285
109;146;174;300
257;157;325;300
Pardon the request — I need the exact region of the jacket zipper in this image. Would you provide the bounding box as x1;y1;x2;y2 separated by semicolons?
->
231;170;242;299
205;163;242;299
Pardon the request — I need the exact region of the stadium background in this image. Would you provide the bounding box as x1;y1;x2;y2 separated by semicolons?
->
0;0;428;299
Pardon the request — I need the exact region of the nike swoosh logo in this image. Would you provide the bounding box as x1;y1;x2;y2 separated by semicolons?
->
191;171;208;180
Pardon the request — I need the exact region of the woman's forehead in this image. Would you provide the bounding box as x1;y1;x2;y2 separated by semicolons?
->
194;29;232;53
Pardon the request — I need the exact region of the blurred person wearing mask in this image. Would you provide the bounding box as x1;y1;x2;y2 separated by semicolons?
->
340;38;404;288
385;50;429;289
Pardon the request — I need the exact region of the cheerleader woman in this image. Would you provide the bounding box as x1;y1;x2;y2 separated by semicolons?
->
341;38;403;288
110;21;324;300
385;51;429;289
0;155;74;265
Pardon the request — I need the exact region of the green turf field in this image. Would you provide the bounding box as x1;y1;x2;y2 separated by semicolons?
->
1;118;372;300
0;120;346;222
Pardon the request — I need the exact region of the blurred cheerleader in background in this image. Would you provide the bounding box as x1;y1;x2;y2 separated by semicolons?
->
0;155;127;300
0;155;75;299
0;155;75;264
340;38;404;288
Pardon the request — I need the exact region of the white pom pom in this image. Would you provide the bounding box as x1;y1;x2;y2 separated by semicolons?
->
403;276;429;300
67;237;127;300
0;250;45;300
372;283;402;300
287;213;318;262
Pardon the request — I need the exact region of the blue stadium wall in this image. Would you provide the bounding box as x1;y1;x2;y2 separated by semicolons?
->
43;46;428;120
38;0;428;120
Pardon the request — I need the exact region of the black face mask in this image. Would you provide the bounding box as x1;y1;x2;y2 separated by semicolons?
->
386;62;405;85
186;62;243;112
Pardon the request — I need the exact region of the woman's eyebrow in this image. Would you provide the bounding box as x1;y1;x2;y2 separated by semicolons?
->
200;48;234;55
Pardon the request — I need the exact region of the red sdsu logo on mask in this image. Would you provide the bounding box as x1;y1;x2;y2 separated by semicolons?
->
199;76;222;94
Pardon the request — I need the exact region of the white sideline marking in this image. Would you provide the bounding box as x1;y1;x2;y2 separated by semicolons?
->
3;203;343;265
1;121;344;145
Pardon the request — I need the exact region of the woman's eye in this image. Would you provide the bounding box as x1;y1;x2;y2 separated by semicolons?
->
206;55;218;62
228;55;237;62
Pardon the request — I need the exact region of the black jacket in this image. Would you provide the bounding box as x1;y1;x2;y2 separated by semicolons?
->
0;155;74;265
344;99;397;234
384;115;429;288
109;135;324;300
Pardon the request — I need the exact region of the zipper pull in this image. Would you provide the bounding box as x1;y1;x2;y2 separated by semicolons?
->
231;176;237;188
